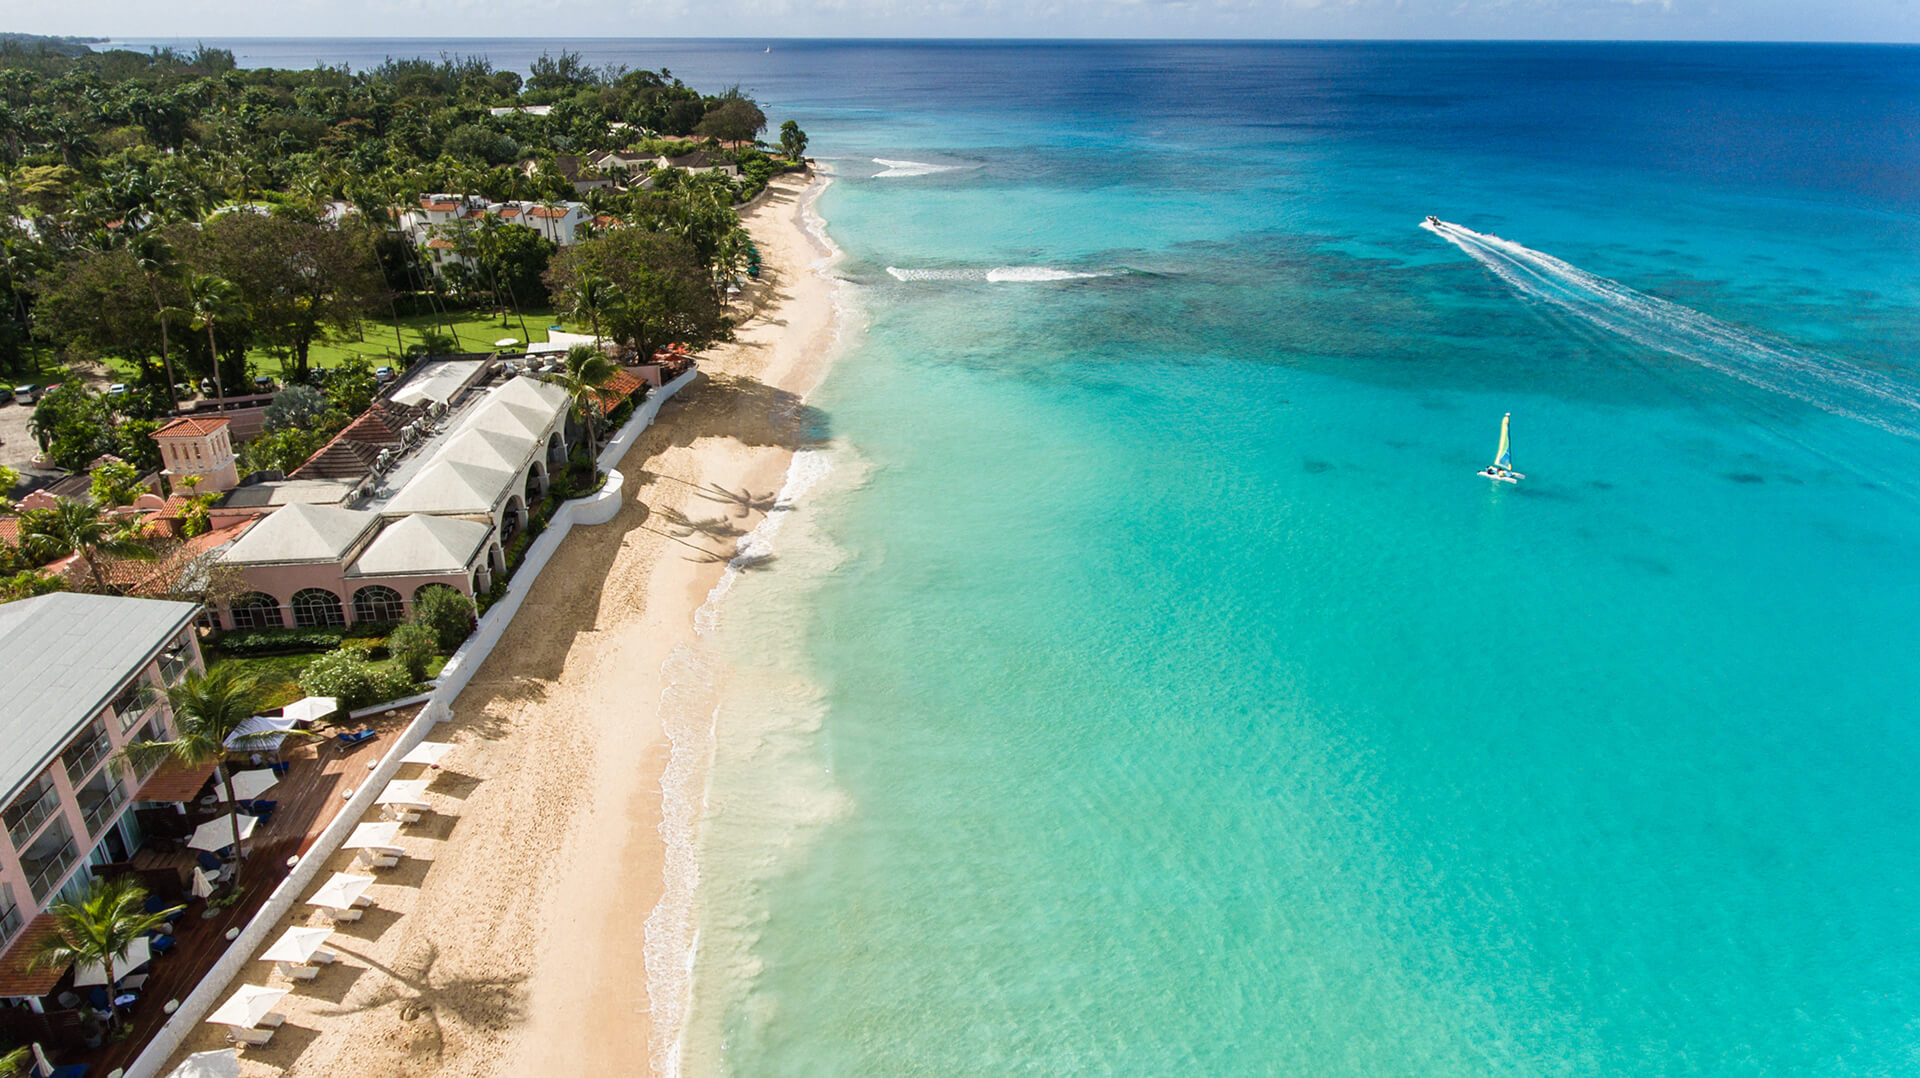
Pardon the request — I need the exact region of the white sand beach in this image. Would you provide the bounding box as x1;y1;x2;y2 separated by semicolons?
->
159;171;842;1077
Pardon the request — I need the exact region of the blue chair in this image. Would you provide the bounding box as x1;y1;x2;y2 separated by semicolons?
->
270;761;292;776
87;987;108;1010
143;894;171;914
337;729;377;746
149;935;175;955
41;1064;90;1078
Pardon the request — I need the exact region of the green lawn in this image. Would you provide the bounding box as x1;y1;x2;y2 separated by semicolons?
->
209;650;448;711
99;306;569;383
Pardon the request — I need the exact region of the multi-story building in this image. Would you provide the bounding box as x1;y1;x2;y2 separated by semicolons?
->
0;594;203;989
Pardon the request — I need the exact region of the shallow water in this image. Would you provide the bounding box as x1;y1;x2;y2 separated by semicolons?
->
164;37;1920;1076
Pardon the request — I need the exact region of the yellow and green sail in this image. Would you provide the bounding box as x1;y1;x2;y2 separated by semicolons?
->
1494;413;1513;471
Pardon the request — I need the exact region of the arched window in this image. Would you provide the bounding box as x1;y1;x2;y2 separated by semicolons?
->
290;588;345;628
351;585;406;625
230;592;283;631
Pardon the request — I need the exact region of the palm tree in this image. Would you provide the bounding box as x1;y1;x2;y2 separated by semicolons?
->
544;345;619;459
120;667;280;868
569;273;617;345
17;499;153;593
171;274;244;401
0;1045;27;1077
30;876;182;1030
129;231;180;407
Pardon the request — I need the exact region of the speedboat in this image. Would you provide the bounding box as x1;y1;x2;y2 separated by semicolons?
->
1425;215;1441;227
1479;412;1524;484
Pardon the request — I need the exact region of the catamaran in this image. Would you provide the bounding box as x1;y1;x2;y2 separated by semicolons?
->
1480;412;1524;483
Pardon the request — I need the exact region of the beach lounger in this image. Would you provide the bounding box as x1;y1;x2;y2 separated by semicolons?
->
323;906;364;922
336;729;377;746
228;1026;275;1047
356;848;402;868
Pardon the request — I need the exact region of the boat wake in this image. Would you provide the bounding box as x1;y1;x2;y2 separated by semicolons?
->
872;157;963;178
1424;218;1920;439
886;265;1113;283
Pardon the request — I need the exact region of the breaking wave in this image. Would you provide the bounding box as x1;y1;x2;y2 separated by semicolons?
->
872;157;961;178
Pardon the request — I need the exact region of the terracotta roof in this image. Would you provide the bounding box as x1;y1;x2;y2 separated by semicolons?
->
291;399;428;482
592;215;618;228
593;368;647;415
529;205;569;219
427;238;454;250
462;208;485;219
421;199;460;211
152;415;231;438
498;207;522;218
135;756;218;803
0;913;69;996
0;516;17;545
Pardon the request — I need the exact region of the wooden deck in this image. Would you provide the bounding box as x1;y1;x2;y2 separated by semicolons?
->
49;707;421;1076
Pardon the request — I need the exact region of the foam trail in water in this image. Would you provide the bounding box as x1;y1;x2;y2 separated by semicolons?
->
886;265;1111;283
872;157;959;178
1424;219;1920;439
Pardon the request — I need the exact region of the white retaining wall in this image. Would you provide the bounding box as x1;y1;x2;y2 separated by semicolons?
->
124;368;699;1078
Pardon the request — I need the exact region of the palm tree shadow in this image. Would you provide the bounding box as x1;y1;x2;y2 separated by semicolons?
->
327;939;528;1036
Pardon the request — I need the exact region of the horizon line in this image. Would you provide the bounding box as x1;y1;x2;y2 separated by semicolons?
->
70;34;1920;49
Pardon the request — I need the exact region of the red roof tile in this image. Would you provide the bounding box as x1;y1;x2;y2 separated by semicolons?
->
152;415;231;438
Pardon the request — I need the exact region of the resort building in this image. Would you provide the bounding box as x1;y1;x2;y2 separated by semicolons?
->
206;366;577;629
401;195;591;253
0;594;202;993
656;149;740;178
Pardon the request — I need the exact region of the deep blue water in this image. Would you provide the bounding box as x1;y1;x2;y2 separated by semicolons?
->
136;39;1920;1075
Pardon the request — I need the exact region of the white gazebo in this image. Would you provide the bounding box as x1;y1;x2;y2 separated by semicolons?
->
224;714;300;754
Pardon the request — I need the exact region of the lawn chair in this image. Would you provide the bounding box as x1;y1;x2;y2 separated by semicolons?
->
336;729;377;746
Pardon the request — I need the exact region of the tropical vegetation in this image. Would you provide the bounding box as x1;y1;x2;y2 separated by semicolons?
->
29;875;182;1030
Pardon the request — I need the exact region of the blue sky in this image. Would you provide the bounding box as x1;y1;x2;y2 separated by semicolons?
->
14;0;1919;43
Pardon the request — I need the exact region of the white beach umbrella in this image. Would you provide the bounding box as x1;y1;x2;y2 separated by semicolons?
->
187;813;258;852
375;779;431;807
31;1045;52;1076
205;984;288;1029
260;926;333;965
307;872;376;910
225;769;278;802
73;937;151;987
190;866;216;899
223;714;298;752
280;696;338;724
399;741;453;767
167;1048;241;1078
343;821;402;850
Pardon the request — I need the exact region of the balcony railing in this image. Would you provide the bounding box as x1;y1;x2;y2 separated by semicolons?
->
0;902;20;945
63;732;112;786
4;789;57;852
24;837;77;901
80;784;124;837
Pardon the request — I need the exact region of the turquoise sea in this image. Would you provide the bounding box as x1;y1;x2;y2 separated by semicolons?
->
145;38;1920;1075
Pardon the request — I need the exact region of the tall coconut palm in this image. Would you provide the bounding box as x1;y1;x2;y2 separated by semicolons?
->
17;498;153;593
170;274;244;401
543;344;619;460
120;667;282;867
0;1045;27;1077
569;273;617;345
129;231;180;407
30;876;182;1030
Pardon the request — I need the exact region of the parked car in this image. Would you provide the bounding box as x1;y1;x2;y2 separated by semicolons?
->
253;375;275;393
107;382;129;396
198;377;215;397
374;366;396;384
0;386;13;405
13;384;40;404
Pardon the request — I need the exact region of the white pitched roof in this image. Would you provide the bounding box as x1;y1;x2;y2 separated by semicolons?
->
492;375;571;414
349;514;491;577
382;459;517;516
434;427;536;474
0;594;199;803
460;398;552;443
223;503;378;565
